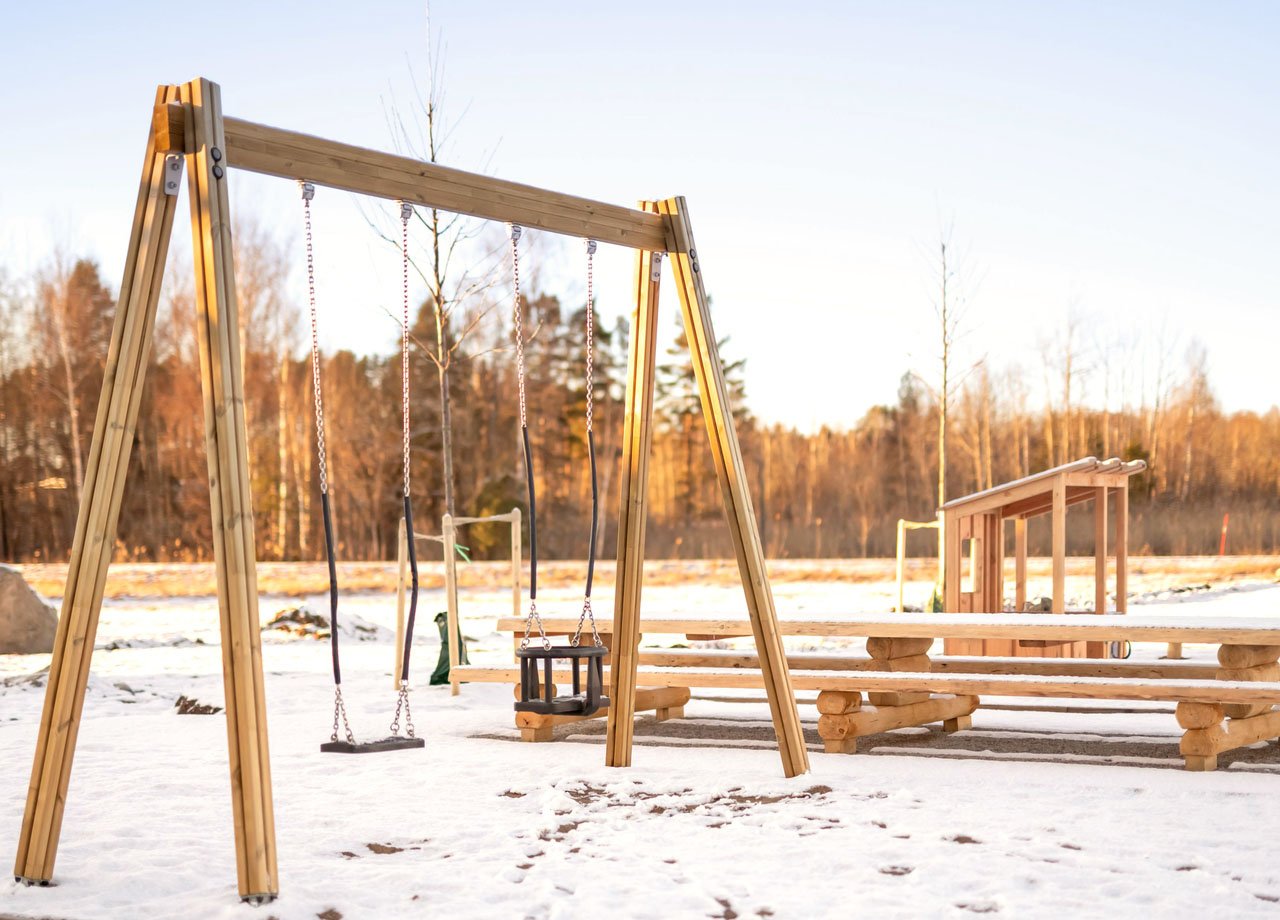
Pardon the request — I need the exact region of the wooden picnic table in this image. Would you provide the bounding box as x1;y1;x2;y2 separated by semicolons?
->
474;612;1280;770
496;613;1280;645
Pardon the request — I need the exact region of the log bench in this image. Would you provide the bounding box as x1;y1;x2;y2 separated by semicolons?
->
456;613;1280;770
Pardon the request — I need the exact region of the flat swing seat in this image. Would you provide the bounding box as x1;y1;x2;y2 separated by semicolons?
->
320;736;425;754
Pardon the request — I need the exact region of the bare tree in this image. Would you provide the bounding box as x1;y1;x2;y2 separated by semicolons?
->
908;221;983;594
368;11;506;520
910;224;982;577
34;254;114;506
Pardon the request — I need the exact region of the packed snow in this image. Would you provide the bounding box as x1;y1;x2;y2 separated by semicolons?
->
4;568;1280;919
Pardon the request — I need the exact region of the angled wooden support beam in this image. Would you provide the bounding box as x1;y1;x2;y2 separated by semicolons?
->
15;84;184;887
658;196;809;778
182;77;277;902
606;204;664;768
153;102;670;251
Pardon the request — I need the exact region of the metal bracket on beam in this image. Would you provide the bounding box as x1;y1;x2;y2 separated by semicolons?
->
162;155;183;195
650;252;663;282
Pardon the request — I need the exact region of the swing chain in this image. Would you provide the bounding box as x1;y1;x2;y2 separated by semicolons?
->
573;239;602;649
521;599;551;651
301;181;328;496
331;685;355;745
510;224;527;429
390;681;416;739
584;239;595;434
400;201;413;498
511;225;550;651
571;597;603;648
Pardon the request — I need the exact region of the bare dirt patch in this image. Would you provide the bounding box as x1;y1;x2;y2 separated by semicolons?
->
174;695;221;715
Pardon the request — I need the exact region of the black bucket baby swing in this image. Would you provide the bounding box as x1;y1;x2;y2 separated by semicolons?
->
509;225;609;718
301;182;425;754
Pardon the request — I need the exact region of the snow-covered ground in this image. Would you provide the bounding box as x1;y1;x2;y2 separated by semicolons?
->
4;571;1280;919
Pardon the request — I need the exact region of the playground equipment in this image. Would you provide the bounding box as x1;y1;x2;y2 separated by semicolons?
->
301;183;424;755
894;516;942;613
14;77;803;904
510;229;608;719
940;457;1145;658
393;508;522;694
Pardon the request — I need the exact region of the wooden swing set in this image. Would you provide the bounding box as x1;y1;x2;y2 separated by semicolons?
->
13;77;807;904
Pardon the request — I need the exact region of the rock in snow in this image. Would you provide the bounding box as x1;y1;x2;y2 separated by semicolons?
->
263;604;387;642
0;564;58;654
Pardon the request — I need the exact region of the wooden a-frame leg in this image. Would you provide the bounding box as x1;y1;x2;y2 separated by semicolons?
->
444;513;462;695
606;202;664;769
659;196;810;778
15;84;183;886
183;78;278;902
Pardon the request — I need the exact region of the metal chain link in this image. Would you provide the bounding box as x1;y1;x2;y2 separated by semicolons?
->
400;201;413;498
573;239;602;648
521;599;550;651
300;181;329;495
331;685;355;744
571;597;603;648
584;239;596;434
389;681;416;738
510;225;550;651
510;225;527;428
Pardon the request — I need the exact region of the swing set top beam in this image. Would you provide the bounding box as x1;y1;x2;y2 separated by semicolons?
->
154;102;672;252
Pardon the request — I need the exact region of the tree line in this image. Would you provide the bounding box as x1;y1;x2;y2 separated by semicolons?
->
0;225;1276;564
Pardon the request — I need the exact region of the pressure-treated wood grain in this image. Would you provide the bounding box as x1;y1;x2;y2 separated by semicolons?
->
494;614;1280;646
816;691;863;715
1095;487;1108;615
1218;645;1280;670
185;78;276;901
866;637;934;660
442;513;460;696
1175;702;1224;730
515;687;690;736
153;103;669;251
660;196;808;778
605;213;663;769
1180;708;1280;757
1217;661;1280;719
15;84;183;886
818;695;978;740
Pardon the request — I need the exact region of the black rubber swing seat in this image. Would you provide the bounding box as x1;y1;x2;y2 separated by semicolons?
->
515;644;609;717
320;736;425;754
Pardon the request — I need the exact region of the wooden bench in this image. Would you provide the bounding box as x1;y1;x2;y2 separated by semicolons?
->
456;613;1280;770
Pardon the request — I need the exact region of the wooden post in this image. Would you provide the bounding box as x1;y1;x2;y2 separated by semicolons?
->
510;507;521;622
393;515;408;689
1094;487;1108;615
443;513;461;696
895;519;906;613
182;78;277;901
605;203;663;769
1051;477;1066;614
15;84;183;886
936;510;946;598
943;510;961;613
1116;483;1129;614
658;196;809;778
1014;517;1027;612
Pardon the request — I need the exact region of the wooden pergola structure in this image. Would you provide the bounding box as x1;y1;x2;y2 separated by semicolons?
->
941;457;1146;657
14;77;807;904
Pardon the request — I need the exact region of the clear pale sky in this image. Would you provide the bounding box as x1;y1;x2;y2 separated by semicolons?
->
1;1;1275;429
